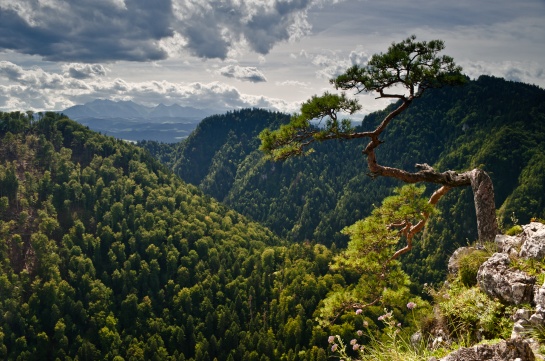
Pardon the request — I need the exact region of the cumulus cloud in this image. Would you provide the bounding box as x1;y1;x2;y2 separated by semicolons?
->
0;61;67;89
218;65;267;82
0;0;320;62
276;80;310;87
0;61;295;112
461;60;545;86
0;0;173;62
62;64;109;79
170;0;315;59
312;50;369;80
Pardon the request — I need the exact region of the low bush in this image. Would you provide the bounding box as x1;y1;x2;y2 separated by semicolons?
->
457;249;490;287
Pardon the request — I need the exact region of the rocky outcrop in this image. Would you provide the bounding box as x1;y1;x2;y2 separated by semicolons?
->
441;222;545;361
511;308;540;340
535;280;545;314
514;280;545;339
477;222;545;308
520;222;545;259
447;246;475;275
477;252;536;305
438;339;535;361
495;234;523;256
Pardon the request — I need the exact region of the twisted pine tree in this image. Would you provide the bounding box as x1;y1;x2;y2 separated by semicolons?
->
260;35;499;256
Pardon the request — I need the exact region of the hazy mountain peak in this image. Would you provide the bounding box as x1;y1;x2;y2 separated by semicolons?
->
63;99;215;120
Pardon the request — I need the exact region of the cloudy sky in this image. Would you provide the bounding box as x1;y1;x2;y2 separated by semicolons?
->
0;0;544;116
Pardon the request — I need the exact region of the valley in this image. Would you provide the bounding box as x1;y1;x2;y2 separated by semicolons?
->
0;75;544;360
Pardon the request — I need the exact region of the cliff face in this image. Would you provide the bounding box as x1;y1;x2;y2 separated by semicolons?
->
438;339;535;361
439;222;545;361
478;223;545;333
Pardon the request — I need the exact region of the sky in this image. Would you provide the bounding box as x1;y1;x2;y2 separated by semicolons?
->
0;0;544;116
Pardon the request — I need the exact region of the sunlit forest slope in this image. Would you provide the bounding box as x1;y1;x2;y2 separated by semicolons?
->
0;112;343;360
142;76;545;283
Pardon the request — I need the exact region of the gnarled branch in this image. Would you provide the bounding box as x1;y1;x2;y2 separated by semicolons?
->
387;185;451;263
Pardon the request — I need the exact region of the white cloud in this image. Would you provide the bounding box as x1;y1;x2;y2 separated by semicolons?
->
276;80;310;87
0;61;298;112
311;49;369;80
0;61;67;89
62;64;109;79
461;60;545;86
218;65;267;82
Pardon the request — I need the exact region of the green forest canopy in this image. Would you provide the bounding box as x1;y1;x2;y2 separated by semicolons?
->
142;76;545;284
0;112;347;360
2;73;545;359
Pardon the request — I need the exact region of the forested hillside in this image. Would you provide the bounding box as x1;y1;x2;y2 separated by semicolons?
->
142;76;545;283
0;112;352;360
3;75;543;359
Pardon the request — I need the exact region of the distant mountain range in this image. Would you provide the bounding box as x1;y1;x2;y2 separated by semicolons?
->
62;99;215;121
61;99;218;143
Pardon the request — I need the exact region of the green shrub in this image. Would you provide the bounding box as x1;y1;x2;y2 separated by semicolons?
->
438;286;512;341
457;249;489;287
511;257;545;285
505;225;523;236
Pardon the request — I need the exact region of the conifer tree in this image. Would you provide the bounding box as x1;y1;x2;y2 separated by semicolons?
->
260;35;499;251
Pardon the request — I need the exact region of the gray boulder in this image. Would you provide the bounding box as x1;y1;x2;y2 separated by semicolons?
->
439;339;535;361
535;280;545;313
448;247;476;275
477;253;536;305
520;222;545;259
495;234;523;256
511;308;532;339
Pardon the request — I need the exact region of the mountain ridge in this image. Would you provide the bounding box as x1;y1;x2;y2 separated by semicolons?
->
61;99;219;142
62;99;215;121
1;76;544;359
141;75;545;283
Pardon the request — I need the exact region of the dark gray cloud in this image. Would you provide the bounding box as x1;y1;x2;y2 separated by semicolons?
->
0;0;173;62
244;0;312;54
0;0;316;62
171;0;314;59
218;65;267;82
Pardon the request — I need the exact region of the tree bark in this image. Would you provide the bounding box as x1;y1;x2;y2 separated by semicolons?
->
364;144;499;242
356;96;499;243
469;168;499;243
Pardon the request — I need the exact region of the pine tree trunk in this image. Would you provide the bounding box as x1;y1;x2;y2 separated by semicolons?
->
469;168;499;243
365;152;499;243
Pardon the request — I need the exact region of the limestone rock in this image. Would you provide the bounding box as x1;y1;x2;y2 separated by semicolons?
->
448;247;475;275
439;339;535;361
513;318;530;333
477;253;536;305
520;222;545;259
535;281;545;313
512;308;532;322
529;313;544;325
410;331;422;347
495;234;523;256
